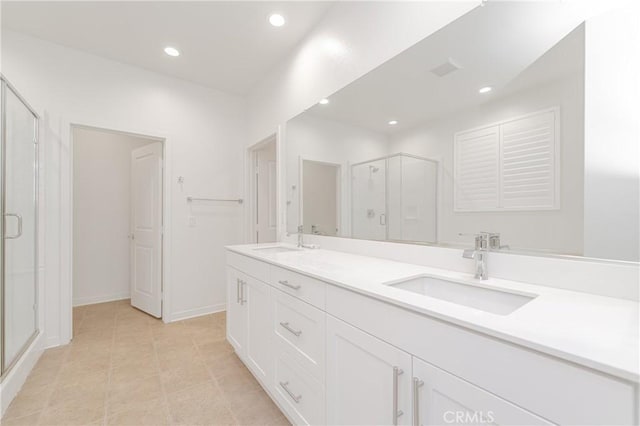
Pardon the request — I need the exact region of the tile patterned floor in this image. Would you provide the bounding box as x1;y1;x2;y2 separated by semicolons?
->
2;300;289;426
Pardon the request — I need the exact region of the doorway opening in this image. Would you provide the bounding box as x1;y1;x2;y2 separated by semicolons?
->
249;135;277;243
300;159;341;236
71;125;165;329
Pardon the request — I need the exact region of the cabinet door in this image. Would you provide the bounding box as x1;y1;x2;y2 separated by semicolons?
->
412;357;553;426
326;316;412;426
226;267;247;357
245;276;273;385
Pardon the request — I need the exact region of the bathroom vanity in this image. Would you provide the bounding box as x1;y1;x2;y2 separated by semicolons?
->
225;244;638;426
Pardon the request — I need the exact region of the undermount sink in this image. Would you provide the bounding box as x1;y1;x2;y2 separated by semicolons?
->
385;275;536;315
252;246;301;254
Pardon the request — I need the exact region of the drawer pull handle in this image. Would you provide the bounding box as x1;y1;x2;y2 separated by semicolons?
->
279;322;302;337
240;280;247;305
412;377;424;426
278;280;301;290
236;278;241;304
279;381;302;403
393;366;404;425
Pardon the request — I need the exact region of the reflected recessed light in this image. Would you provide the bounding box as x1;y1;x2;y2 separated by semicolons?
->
319;98;329;105
479;86;492;94
269;14;285;27
164;46;180;57
388;120;398;125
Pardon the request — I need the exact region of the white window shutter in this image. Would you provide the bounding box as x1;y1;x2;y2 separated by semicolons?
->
454;108;559;212
454;126;500;211
500;110;557;209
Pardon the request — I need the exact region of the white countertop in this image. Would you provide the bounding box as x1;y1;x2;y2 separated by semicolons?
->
227;243;639;383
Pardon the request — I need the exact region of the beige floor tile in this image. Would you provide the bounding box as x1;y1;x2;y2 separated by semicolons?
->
0;411;42;426
3;302;285;426
3;386;53;420
107;398;170;426
110;359;160;386
38;403;105;426
216;368;262;396
198;339;234;362
55;368;108;390
167;383;235;426
107;374;164;414
204;353;246;380
156;344;201;371
47;381;107;409
21;368;59;392
161;360;213;395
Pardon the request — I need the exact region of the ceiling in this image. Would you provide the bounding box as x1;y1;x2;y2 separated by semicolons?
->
1;1;334;95
306;2;587;134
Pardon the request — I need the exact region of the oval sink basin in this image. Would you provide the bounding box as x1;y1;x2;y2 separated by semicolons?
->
385;275;536;315
252;246;301;254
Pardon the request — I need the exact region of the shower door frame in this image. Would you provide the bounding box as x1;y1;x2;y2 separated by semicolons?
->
0;74;40;379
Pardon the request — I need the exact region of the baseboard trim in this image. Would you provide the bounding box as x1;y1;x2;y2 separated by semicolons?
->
169;303;226;323
0;332;44;417
73;293;130;307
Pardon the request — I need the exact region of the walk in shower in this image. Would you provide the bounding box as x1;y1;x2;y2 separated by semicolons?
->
351;153;438;243
0;75;39;377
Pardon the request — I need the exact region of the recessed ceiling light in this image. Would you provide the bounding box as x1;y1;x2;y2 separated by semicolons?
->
478;86;493;94
164;46;180;57
319;98;329;105
388;120;398;125
269;14;285;27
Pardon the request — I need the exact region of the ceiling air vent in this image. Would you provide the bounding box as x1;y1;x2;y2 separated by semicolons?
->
430;58;461;77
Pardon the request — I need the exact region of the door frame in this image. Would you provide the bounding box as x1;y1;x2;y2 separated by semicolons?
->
246;133;280;243
68;123;170;324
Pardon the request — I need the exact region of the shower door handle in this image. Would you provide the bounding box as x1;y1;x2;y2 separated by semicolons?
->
4;213;23;239
379;213;386;226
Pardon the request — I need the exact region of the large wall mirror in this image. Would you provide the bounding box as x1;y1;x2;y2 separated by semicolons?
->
285;2;639;263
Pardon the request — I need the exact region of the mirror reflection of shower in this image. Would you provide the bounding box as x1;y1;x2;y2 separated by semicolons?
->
351;153;438;243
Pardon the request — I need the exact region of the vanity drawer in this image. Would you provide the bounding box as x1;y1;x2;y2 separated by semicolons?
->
270;266;325;309
274;288;325;381
273;350;325;426
227;251;270;282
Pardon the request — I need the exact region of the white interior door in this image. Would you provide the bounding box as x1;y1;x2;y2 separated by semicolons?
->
255;141;277;243
130;142;162;317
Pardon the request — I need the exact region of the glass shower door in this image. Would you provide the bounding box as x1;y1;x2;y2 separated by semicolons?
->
2;81;38;372
351;159;387;240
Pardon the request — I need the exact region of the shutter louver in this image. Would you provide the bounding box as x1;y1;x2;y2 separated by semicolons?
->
454;108;558;212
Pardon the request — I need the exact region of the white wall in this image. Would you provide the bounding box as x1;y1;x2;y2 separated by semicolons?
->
1;30;246;346
389;76;584;255
286;113;389;236
583;3;640;262
72;127;153;306
248;1;479;144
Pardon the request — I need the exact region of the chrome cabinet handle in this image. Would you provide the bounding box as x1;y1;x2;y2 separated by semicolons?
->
4;213;23;239
380;213;386;226
279;321;302;337
236;278;241;304
279;381;302;403
393;367;404;425
413;377;424;426
278;280;301;290
240;280;247;305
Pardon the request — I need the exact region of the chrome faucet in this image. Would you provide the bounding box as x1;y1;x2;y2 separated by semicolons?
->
297;225;304;248
460;232;492;280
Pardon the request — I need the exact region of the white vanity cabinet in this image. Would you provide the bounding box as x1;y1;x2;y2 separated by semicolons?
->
412;357;553;426
326;316;412;426
226;267;247;355
226;266;273;386
225;250;638;426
